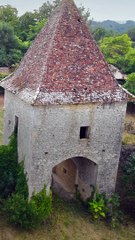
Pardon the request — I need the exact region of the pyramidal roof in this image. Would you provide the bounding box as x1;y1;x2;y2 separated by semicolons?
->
1;0;127;105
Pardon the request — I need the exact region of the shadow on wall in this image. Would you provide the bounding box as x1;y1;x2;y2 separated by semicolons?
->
52;157;98;201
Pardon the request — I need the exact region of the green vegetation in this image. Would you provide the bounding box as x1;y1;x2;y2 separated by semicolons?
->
92;20;135;34
122;154;135;215
5;186;52;229
0;0;91;68
0;196;135;240
88;192;123;228
0;133;52;229
0;135;18;198
0;22;26;67
124;73;135;95
0;72;8;81
100;34;135;74
88;193;107;220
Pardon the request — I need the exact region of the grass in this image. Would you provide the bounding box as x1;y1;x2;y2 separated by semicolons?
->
122;114;135;145
0;196;135;240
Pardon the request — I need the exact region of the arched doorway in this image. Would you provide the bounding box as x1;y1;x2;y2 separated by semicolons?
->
52;157;98;201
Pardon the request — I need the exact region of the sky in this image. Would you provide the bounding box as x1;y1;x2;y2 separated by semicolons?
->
0;0;135;22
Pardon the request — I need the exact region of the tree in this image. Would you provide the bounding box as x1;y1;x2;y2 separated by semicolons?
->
27;19;47;41
0;22;23;66
124;73;135;95
0;5;19;32
18;12;37;41
92;27;115;42
127;27;135;42
38;0;91;25
79;4;91;26
38;0;60;20
99;34;134;73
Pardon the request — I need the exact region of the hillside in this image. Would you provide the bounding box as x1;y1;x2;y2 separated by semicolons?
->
91;20;135;33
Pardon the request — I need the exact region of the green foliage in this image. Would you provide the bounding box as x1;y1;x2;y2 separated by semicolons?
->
18;12;37;41
88;193;107;221
78;4;91;26
92;27;115;42
100;34;131;63
0;133;52;229
5;186;52;229
100;34;135;74
0;72;8;81
0;22;23;66
0;5;19;32
107;193;123;228
0;134;18;198
92;20;135;35
124;73;135;95
15;161;28;199
27;19;47;41
127;27;135;42
121;154;135;216
88;192;122;228
123;154;135;196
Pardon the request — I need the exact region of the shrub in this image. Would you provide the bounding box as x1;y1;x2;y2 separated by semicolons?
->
0;134;18;198
122;154;135;215
88;192;122;227
15;161;28;199
0;133;52;229
107;193;123;228
88;193;107;221
124;73;135;95
5;186;52;229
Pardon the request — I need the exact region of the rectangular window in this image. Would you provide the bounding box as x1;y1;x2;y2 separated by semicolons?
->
80;126;90;139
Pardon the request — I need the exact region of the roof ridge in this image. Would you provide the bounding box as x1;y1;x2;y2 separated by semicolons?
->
32;3;65;105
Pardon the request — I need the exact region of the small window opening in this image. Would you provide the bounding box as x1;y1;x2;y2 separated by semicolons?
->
80;126;90;139
63;167;67;174
14;116;19;136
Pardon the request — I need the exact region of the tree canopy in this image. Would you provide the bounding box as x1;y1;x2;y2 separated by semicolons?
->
124;73;135;95
100;34;135;74
0;22;23;66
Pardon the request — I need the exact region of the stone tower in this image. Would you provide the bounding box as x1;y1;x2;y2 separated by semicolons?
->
1;0;127;200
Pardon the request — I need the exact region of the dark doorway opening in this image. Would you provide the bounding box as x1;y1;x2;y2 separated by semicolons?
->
14;115;19;136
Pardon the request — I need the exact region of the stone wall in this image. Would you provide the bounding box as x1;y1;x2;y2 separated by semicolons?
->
3;91;127;197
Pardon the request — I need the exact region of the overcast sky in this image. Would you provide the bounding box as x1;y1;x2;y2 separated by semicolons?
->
0;0;134;22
